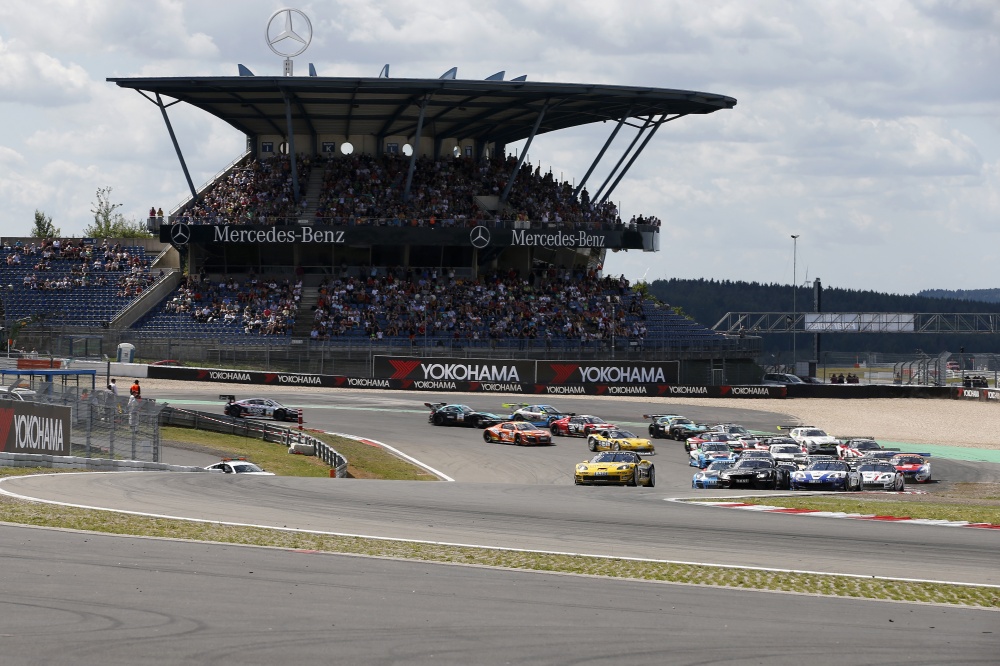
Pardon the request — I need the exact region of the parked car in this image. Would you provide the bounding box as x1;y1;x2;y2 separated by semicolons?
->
761;373;806;385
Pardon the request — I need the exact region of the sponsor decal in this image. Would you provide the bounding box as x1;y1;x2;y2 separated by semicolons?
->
987;390;1000;401
388;360;421;380
205;370;252;382
412;380;457;390
960;388;981;399
667;386;709;395
577;366;665;383
603;385;649;395
418;363;521;382
275;374;322;385
0;407;13;450
545;385;585;394
728;386;773;396
510;229;606;248
549;364;578;384
345;377;391;388
477;383;523;392
13;414;64;452
213;226;345;244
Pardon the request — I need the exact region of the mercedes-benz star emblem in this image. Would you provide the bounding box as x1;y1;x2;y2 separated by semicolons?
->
470;226;491;249
266;8;313;58
170;223;191;246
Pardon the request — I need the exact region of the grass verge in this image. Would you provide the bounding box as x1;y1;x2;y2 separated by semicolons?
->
689;485;1000;525
0;482;996;609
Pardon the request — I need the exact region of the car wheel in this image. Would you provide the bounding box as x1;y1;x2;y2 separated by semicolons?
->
588;437;597;452
514;435;522;446
433;414;444;426
483;431;493;443
647;466;656;488
629;469;639;487
512;414;524;421
612;442;621;451
895;477;905;492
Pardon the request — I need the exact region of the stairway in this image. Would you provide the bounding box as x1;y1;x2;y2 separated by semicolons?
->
292;285;320;337
298;167;326;221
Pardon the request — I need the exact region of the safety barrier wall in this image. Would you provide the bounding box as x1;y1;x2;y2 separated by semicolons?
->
0;451;205;472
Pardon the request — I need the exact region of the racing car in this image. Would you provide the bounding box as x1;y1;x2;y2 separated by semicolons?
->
204;458;275;475
689;442;738;468
768;442;809;467
718;458;791;490
890;453;932;483
789;458;861;491
426;403;506;428
788;427;841;455
587;428;655;453
837;438;898;459
574;451;655;487
666;418;713;441
692;460;735;488
223;396;299;421
483;421;553;446
684;431;740;453
643;413;684;439
503;403;572;426
549;414;617;437
854;460;906;491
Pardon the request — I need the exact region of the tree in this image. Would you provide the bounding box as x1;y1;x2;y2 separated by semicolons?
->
30;210;61;238
84;186;153;239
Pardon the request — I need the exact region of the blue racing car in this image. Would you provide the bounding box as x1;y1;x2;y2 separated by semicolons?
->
692;460;735;488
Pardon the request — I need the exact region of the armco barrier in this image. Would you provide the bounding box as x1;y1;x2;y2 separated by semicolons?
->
159;406;349;477
0;451;206;473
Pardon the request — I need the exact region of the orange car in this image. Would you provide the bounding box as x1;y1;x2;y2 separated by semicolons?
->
483;421;553;446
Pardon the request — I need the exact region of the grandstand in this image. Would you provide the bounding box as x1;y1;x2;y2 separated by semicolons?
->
3;67;761;383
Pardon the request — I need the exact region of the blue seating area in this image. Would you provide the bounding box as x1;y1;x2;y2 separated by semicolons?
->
0;243;157;327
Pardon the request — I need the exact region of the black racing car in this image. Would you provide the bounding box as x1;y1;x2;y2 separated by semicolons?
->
718;458;792;490
425;403;505;429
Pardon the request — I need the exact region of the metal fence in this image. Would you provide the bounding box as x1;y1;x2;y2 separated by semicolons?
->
28;384;166;462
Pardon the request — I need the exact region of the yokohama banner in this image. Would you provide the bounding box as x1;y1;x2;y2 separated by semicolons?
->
372;357;536;383
536;360;679;385
0;402;71;455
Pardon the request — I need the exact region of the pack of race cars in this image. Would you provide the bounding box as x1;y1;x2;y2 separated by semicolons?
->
424;402;929;491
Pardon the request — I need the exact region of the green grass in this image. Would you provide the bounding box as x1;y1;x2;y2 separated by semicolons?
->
0;482;996;609
689;491;1000;525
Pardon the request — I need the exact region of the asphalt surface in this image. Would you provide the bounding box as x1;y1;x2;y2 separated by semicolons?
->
2;388;999;664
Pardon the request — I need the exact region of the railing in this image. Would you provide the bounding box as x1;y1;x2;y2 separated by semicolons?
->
159;406;349;477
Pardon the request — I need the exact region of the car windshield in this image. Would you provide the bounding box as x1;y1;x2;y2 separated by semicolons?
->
801;430;827;437
772;445;800;454
592;452;638;463
859;464;895;473
585;416;607;424
807;461;848;471
672;418;693;425
735;459;771;469
706;461;734;471
231;463;266;473
893;456;925;465
512;423;538;431
456;405;474;414
852;441;880;449
702;443;731;453
536;406;558;414
606;429;635;438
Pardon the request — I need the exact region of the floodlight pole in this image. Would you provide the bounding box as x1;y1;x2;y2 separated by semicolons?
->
791;234;799;371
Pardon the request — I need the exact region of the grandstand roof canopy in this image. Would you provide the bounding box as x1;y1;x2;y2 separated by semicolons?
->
107;76;736;144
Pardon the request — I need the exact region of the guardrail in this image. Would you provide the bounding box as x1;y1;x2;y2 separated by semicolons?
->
159;406;349;477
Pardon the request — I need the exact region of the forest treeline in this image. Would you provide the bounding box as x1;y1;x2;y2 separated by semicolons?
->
645;278;1000;357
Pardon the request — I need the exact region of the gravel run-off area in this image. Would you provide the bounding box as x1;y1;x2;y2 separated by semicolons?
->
137;379;1000;450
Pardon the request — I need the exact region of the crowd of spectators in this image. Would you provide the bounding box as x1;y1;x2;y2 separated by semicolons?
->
160;273;300;336
174;154;663;232
307;266;647;346
2;238;154;293
180;155;313;225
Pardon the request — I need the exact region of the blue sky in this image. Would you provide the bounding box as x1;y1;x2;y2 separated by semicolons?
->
0;0;997;294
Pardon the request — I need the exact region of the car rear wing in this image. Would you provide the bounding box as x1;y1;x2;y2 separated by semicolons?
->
220;394;235;402
894;452;933;458
642;413;678;420
424;402;447;411
501;402;530;409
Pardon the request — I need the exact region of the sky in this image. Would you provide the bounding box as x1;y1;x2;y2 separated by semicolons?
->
0;0;997;295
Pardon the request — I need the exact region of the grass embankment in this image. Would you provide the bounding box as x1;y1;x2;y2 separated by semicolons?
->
692;484;1000;525
2;428;998;608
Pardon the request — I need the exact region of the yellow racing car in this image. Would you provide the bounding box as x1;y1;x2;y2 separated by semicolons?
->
575;451;655;487
587;427;655;454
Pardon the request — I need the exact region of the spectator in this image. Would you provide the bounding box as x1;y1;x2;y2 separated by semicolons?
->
129;380;141;399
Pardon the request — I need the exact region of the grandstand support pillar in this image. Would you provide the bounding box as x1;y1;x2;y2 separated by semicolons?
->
403;96;430;203
592;115;653;203
500;102;549;205
153;93;198;203
282;90;301;204
574;106;632;200
599;114;680;205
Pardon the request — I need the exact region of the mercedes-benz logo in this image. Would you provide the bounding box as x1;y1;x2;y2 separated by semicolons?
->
266;8;313;58
170;222;191;246
470;226;491;249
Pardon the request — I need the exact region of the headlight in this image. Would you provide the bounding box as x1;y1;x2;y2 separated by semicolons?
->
792;472;804;478
576;465;588;472
694;473;705;479
616;465;630;471
830;472;844;478
756;471;770;477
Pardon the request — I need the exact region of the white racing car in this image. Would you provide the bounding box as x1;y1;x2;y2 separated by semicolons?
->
223;395;299;422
